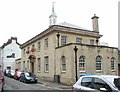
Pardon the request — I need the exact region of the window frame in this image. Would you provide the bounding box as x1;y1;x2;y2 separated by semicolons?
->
79;56;85;72
76;37;82;44
37;58;41;72
44;56;49;72
96;55;102;71
61;35;67;46
61;56;66;72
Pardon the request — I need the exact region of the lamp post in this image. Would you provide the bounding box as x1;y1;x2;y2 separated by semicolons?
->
56;32;60;47
74;46;78;82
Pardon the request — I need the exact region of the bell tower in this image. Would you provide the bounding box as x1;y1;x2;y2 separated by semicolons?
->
49;2;57;26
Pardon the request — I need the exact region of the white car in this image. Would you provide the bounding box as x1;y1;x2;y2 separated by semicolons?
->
73;75;120;92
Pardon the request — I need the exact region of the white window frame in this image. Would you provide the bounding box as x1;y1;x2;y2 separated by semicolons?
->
44;56;49;72
61;56;66;72
79;56;85;72
44;38;48;49
111;57;115;71
61;35;67;45
37;58;41;72
96;55;102;71
76;37;82;44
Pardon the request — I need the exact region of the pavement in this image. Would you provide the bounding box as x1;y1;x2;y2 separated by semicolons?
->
37;78;73;90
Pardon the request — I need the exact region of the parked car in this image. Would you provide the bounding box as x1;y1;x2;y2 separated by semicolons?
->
7;70;15;78
19;72;37;83
73;75;120;92
14;71;22;80
4;69;10;76
0;70;5;92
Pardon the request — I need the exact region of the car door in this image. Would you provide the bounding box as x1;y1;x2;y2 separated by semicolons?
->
93;78;112;92
80;77;98;91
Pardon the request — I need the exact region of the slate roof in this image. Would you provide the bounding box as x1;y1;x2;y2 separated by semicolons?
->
57;22;90;31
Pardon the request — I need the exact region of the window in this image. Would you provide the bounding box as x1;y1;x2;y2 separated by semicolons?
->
90;39;94;45
23;49;26;56
61;35;67;45
111;57;115;70
32;44;35;48
94;78;111;91
96;56;102;70
45;38;48;49
61;56;66;71
81;77;92;88
79;56;85;71
27;60;29;71
44;56;49;72
37;58;41;72
76;37;82;44
37;42;41;51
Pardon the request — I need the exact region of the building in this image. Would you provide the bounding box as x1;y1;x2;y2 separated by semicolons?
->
0;37;21;70
19;12;119;85
17;3;119;85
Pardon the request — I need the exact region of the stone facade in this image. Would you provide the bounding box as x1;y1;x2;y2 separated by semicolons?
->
19;20;119;85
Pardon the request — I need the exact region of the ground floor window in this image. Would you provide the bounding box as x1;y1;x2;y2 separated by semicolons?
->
44;56;49;72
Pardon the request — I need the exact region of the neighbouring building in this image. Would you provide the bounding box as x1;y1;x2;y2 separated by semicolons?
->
18;3;119;85
0;37;21;70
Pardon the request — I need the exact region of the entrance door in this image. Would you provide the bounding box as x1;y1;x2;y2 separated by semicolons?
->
31;62;34;73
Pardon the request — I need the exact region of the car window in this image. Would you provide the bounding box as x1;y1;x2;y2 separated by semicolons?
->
93;78;112;91
81;77;93;88
114;78;120;90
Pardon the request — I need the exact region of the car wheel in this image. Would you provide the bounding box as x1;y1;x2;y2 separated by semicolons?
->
23;79;26;83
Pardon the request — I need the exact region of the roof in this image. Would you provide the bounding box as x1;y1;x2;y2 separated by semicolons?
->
57;22;90;31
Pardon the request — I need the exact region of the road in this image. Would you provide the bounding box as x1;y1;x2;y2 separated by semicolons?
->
4;76;54;91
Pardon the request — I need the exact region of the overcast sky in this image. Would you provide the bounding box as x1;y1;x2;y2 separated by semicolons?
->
0;0;118;47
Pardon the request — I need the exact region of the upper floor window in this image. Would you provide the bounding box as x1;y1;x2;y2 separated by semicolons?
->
37;42;41;51
61;35;67;45
61;56;66;71
44;38;48;49
96;55;102;70
76;37;82;44
111;57;115;70
32;44;35;48
44;56;49;72
90;39;94;45
79;56;85;71
23;49;26;56
31;44;35;52
26;47;30;54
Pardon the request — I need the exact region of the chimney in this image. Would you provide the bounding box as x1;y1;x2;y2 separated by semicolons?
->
91;14;99;32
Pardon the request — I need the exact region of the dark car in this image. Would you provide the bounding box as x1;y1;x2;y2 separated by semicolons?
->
4;69;10;76
7;70;15;78
19;72;37;83
14;71;22;80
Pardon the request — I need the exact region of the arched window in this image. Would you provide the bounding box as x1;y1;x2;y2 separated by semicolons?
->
111;57;115;70
79;56;85;71
61;56;66;71
96;55;102;70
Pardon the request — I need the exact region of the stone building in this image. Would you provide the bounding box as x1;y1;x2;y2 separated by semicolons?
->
19;12;119;85
17;3;119;85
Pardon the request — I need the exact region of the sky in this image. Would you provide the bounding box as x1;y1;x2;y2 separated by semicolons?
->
0;0;119;47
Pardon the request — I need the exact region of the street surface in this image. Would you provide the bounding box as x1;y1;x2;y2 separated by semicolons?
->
4;76;55;90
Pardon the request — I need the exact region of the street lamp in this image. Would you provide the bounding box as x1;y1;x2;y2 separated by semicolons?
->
56;32;60;47
74;46;78;82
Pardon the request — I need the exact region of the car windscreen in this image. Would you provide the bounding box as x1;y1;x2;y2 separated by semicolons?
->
114;78;120;90
25;73;34;77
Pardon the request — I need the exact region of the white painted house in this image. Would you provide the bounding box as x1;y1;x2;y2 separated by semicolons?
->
0;37;21;70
